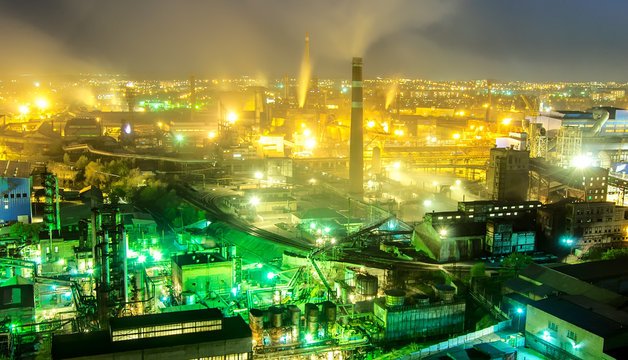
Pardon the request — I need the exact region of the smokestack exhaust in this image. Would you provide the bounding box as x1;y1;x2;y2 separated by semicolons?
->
350;57;363;195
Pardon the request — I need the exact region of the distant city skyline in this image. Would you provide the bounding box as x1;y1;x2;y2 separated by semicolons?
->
2;0;628;81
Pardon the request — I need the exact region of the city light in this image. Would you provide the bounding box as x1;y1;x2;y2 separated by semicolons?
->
152;251;163;262
304;138;316;149
138;255;146;263
35;98;49;109
254;171;263;179
452;133;461;140
393;162;401;169
208;131;216;138
250;196;260;206
366;120;375;128
424;200;432;206
176;134;184;142
303;128;312;137
19;105;29;115
226;111;238;123
502;118;512;125
440;229;448;236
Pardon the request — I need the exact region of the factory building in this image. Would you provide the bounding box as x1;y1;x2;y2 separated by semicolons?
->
51;308;252;360
0;161;32;223
172;252;235;298
486;148;529;202
413;200;540;261
374;287;465;341
525;296;628;360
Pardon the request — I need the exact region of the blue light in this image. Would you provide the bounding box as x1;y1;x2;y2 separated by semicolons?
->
517;308;523;314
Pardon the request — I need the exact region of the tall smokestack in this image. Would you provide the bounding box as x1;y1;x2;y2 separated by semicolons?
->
350;57;363;195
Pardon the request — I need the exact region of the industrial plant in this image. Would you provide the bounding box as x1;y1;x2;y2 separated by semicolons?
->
2;2;628;360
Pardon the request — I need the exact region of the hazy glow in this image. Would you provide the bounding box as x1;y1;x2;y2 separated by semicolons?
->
303;128;312;137
254;171;263;179
250;196;260;206
452;133;461;140
226;111;238;123
35;98;49;109
208;131;216;138
304;138;316;149
572;155;592;168
439;229;447;236
502;118;512;125
19;105;29;115
366;120;376;128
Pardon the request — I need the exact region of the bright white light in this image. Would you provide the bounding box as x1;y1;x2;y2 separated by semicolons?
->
431;137;437;143
305;334;314;342
517;308;523;314
35;98;49;109
424;200;432;206
226;111;238;123
19;105;29;115
303;128;312;137
366;120;375;128
502;118;512;125
324;227;330;233
572;155;592;168
433;181;438;186
304;138;316;149
152;251;162;262
254;171;263;179
250;196;260;206
124;123;132;134
330;238;336;244
208;131;216;139
393;162;401;169
138;255;146;263
176;134;183;141
267;272;276;280
455;180;461;185
452;133;461;140
439;229;448;236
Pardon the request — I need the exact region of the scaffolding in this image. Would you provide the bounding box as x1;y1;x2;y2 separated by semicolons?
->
556;126;582;167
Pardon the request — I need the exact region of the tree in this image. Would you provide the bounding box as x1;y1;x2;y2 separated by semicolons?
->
10;223;41;244
75;155;90;169
470;262;486;278
501;252;533;277
63;153;71;165
602;248;628;260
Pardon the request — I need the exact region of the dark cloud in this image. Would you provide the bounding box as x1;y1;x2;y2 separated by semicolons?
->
0;0;626;80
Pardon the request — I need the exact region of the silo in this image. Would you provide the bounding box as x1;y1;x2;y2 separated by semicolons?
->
249;308;264;345
436;284;456;303
305;303;319;335
288;305;301;339
356;274;378;297
322;301;337;324
415;294;430;306
269;306;283;328
385;289;406;308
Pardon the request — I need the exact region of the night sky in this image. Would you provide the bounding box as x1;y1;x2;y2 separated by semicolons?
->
2;0;628;81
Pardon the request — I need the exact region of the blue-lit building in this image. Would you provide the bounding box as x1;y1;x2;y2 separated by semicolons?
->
0;161;32;223
557;107;628;136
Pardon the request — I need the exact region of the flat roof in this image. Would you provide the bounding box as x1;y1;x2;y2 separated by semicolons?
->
52;315;250;359
552;259;628;283
0;161;31;178
531;297;628;338
172;252;228;267
110;308;223;330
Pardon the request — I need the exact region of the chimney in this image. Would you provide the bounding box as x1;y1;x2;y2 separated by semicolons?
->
349;57;363;195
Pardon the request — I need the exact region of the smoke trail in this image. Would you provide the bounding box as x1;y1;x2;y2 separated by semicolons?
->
385;79;398;110
297;32;311;108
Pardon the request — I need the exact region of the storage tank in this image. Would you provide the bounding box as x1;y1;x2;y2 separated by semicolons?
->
288;305;301;338
269;306;283;328
322;301;337;324
415;294;430;306
181;291;196;305
249;308;264;345
385;289;405;308
356;274;378;296
435;284;456;303
305;303;319;335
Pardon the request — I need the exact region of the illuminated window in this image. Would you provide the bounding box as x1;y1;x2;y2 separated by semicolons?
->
567;329;577;341
549;321;558;332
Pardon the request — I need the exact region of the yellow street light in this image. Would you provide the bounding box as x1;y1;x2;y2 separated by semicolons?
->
366;120;375;128
208;131;216;139
502;118;512;125
19;105;29;115
452;133;461;140
303;128;312;137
